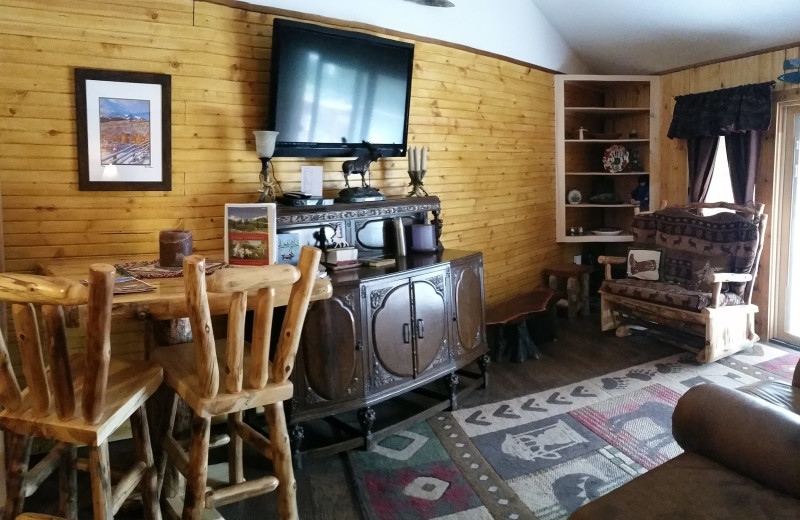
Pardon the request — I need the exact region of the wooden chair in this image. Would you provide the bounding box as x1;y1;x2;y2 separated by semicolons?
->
0;264;163;520
152;246;325;520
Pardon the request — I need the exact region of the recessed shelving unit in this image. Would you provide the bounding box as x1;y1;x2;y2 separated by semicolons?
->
555;75;660;243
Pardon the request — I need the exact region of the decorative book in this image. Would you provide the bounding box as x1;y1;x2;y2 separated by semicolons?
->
224;203;276;266
276;231;301;266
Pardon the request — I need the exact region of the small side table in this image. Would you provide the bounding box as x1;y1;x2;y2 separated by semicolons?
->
543;263;592;320
486;287;556;362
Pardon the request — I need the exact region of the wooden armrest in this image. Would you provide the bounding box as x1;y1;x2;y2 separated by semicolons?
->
708;272;752;284
707;272;752;308
597;256;626;265
598;256;626;280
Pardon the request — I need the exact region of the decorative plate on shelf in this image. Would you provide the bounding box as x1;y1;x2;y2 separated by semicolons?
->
591;227;623;236
567;188;582;204
603;145;629;173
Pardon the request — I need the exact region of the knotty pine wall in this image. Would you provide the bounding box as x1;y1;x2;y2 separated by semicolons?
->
0;0;561;351
660;45;800;335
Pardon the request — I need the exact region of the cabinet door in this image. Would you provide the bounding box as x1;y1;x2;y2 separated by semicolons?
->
450;256;487;362
366;278;414;379
294;286;364;418
411;270;449;375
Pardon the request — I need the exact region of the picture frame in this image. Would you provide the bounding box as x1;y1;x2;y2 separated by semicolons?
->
74;68;171;191
224;203;277;266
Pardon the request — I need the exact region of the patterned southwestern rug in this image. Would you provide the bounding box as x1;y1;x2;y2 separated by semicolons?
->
348;344;797;520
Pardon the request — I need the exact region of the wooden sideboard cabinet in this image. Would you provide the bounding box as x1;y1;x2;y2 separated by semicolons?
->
276;198;488;458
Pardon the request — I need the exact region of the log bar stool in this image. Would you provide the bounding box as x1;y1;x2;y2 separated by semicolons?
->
152;246;329;520
0;265;163;520
543;263;592;320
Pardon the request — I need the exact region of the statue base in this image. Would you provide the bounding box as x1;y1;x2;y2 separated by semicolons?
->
336;186;386;203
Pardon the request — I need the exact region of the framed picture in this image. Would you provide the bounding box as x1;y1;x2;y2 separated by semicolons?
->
75;68;171;191
224;203;277;266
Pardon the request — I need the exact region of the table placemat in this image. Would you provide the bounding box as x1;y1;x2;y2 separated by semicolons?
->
116;259;228;279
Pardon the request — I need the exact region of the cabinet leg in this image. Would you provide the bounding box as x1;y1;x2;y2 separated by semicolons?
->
290;424;304;470
358;407;376;449
477;353;490;389
580;272;590;316
446;372;459;410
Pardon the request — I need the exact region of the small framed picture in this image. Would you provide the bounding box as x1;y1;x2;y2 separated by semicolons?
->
75;68;171;191
224;203;276;266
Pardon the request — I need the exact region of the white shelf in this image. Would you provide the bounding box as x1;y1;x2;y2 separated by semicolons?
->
566;172;650;176
559;234;634;243
564;107;649;114
565;203;638;208
565;138;650;143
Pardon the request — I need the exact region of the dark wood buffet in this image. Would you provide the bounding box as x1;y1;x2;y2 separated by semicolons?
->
275;197;488;459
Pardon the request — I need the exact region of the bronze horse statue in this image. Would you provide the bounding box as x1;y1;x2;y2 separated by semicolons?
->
342;141;382;188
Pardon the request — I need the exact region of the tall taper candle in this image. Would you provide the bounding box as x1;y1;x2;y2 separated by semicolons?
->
420;146;427;171
414;147;421;172
409;146;416;171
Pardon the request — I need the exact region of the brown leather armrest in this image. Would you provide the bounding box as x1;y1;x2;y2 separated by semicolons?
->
673;384;800;500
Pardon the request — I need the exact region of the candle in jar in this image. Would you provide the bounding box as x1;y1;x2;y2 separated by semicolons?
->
159;229;193;268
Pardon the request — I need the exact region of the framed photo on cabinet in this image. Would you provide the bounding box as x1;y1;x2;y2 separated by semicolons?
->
74;68;171;191
224;203;277;266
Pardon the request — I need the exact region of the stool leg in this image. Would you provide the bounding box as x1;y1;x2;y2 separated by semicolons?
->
580;272;590;317
567;276;579;320
89;441;113;520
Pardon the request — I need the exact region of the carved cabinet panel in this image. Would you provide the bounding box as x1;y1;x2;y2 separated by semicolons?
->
364;267;450;396
293;284;363;419
450;253;487;362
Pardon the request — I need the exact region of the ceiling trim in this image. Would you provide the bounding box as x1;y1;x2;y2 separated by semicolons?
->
658;39;800;76
202;0;560;74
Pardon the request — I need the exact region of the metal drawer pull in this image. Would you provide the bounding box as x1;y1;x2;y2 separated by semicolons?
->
403;323;411;344
416;319;425;339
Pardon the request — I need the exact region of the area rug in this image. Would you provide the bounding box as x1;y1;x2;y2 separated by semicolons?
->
348;344;796;520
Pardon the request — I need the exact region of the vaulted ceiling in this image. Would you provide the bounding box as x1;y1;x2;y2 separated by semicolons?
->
530;0;800;74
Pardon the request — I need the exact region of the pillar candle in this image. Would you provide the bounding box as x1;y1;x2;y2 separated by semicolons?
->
409;147;416;171
159;229;193;268
414;147;420;172
420;146;427;171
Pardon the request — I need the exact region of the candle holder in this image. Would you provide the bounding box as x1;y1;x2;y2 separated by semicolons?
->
407;169;428;197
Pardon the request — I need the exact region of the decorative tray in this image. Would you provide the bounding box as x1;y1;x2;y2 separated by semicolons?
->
590;228;623;236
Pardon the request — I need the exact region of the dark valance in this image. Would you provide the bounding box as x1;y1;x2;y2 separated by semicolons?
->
667;82;774;139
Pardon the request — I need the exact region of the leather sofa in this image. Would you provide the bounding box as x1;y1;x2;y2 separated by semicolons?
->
570;358;800;519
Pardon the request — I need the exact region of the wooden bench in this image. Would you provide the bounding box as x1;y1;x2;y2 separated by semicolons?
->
486;287;556;362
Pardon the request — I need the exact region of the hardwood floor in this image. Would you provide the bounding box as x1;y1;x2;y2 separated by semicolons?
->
24;314;683;519
222;313;682;520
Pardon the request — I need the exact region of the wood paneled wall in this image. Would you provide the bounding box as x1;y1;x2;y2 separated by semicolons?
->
0;0;560;314
660;45;800;335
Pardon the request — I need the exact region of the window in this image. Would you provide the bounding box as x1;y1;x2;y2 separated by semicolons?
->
704;136;735;215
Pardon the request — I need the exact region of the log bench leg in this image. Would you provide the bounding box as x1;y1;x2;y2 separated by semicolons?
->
514;321;541;361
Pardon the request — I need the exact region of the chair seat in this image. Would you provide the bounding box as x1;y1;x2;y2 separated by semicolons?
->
0;355;162;446
152;337;294;418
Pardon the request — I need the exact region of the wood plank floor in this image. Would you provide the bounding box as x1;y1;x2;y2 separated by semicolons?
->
220;313;682;520
25;314;683;519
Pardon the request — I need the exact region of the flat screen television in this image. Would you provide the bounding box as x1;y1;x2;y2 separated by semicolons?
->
267;19;415;158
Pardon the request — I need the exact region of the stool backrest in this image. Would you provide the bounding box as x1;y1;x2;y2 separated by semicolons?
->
0;264;115;424
184;246;321;398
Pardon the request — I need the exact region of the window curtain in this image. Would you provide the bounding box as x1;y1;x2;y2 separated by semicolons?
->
687;136;719;203
667;82;773;204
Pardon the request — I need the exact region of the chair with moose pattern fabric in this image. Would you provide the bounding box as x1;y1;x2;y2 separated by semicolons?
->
598;202;767;362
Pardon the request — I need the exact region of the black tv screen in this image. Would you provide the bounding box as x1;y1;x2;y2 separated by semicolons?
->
268;19;414;158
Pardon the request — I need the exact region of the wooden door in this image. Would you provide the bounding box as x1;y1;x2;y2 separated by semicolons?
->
450;255;486;362
410;270;448;375
366;277;414;379
295;285;364;419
